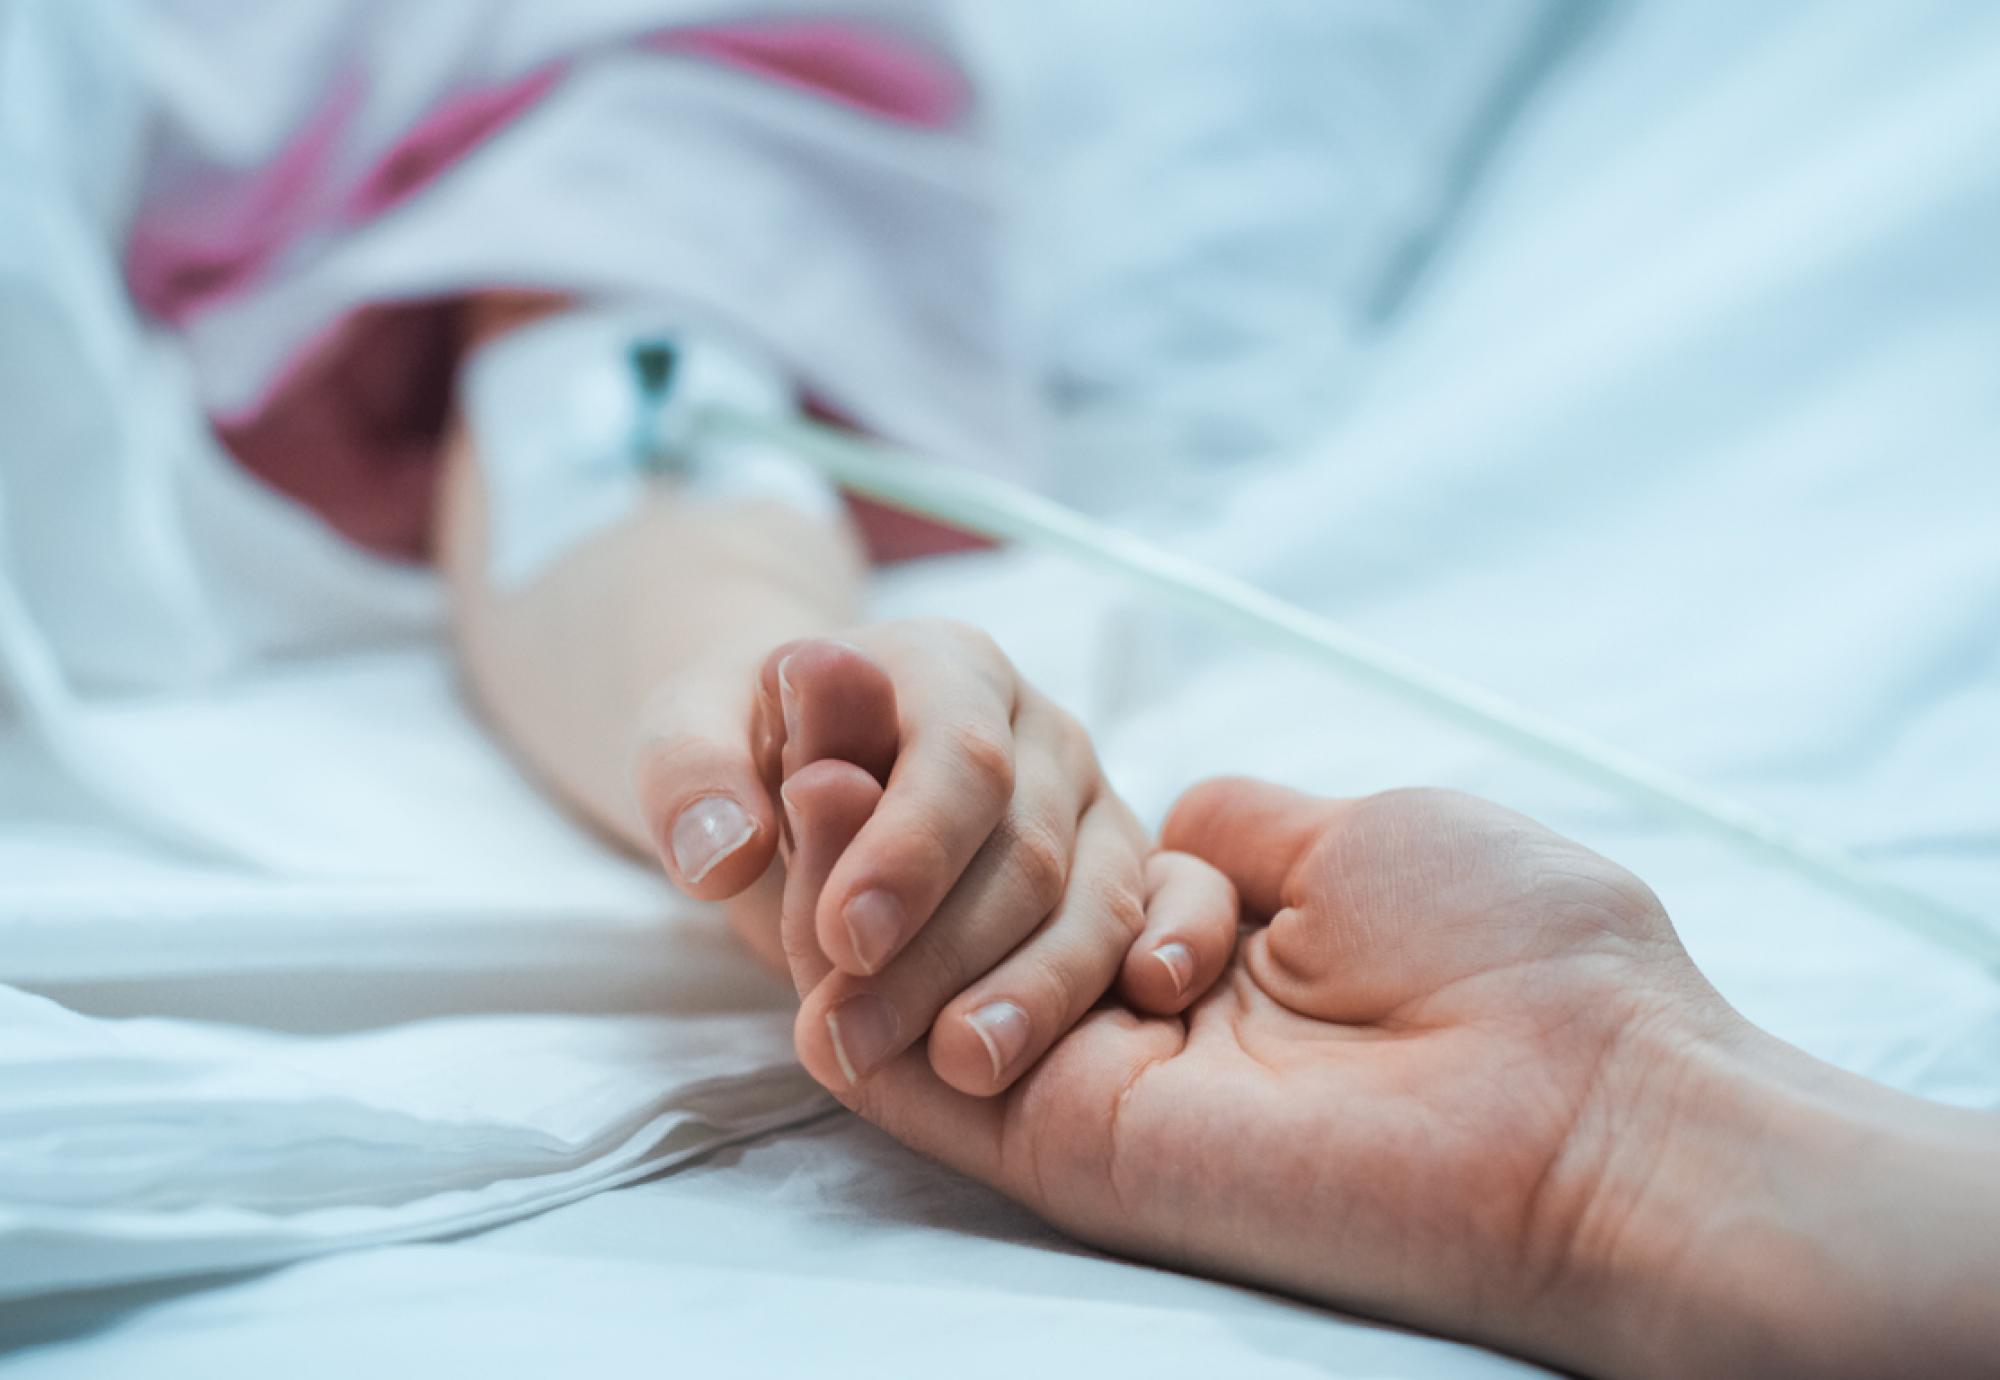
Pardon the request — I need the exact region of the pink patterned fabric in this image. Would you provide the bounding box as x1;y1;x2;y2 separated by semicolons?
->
344;63;568;222
128;18;961;332
649;19;966;126
125;11;983;560
124;69;364;325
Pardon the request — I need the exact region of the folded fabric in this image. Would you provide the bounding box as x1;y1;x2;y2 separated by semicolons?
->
0;644;829;1303
0;988;827;1299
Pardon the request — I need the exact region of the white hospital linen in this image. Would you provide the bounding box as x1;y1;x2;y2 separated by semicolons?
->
0;1116;1552;1380
4;1;2000;1377
0;995;825;1302
0;647;830;1301
959;0;1574;497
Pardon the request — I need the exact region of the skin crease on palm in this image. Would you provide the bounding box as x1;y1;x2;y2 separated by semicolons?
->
768;644;1733;1378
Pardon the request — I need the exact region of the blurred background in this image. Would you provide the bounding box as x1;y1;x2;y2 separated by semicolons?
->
961;0;1578;503
2;3;1997;1372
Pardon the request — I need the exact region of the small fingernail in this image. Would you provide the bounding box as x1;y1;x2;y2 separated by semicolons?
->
776;782;798;859
776;654;801;742
842;889;904;974
965;1000;1032;1081
826;992;899;1086
671;795;754;884
1152;941;1196;997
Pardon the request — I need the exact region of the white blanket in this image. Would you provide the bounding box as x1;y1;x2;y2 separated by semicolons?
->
4;0;1999;1375
0;648;834;1301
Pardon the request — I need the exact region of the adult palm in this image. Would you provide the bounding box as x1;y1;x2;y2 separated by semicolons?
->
780;768;1724;1373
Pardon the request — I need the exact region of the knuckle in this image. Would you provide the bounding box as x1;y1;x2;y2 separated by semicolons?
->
1041;701;1101;778
1004;814;1071;915
909;920;978;1006
946;719;1016;800
1040;699;1088;748
1100;878;1148;946
896;810;962;889
919;618;1016;698
935;617;1004;664
1019;944;1086;1025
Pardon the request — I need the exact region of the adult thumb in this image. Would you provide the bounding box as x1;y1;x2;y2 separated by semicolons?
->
1161;776;1351;919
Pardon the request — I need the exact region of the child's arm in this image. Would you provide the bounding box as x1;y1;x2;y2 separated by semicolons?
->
442;296;1238;1083
437;296;863;952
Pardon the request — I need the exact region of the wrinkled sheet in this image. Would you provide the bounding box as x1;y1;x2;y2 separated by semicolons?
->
0;648;834;1302
5;1;2000;1376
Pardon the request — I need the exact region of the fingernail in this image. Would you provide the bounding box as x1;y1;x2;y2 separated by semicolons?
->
671;795;754;884
965;1000;1032;1081
842;889;904;974
776;654;801;742
776;781;800;858
825;992;899;1086
1152;941;1196;997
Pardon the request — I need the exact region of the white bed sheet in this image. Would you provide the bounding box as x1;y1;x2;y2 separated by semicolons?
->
6;0;2000;1375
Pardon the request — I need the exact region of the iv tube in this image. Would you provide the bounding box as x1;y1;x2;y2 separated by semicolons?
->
698;404;2000;981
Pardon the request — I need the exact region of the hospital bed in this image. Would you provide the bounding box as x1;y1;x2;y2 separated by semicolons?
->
4;2;1999;1375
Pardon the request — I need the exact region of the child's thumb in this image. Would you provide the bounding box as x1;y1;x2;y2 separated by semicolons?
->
636;660;778;897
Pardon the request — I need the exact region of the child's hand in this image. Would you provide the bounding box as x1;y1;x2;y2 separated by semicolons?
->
638;623;1238;1094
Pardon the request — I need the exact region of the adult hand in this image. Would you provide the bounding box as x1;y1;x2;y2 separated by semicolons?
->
778;773;2000;1378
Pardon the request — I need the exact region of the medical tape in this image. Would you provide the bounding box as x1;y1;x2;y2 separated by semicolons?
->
460;308;839;592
